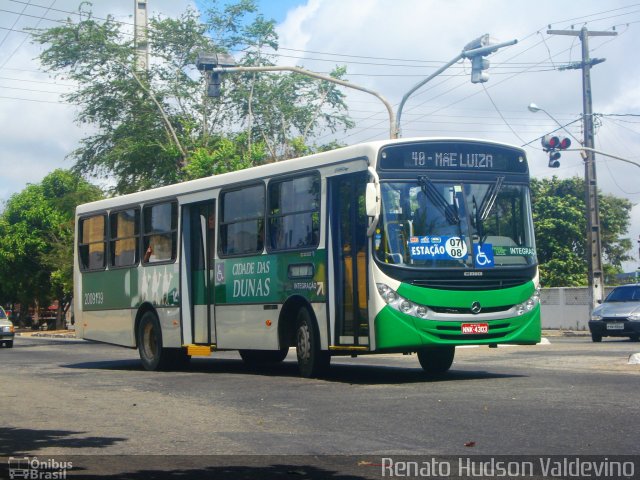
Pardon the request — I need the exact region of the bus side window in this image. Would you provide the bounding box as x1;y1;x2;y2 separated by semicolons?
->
142;202;177;264
78;214;107;271
219;183;265;257
267;173;320;252
110;208;140;267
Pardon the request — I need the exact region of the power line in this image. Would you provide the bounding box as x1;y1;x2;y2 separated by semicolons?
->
0;94;67;104
481;83;528;144
0;0;31;50
0;75;74;87
0;84;69;94
0;1;58;70
7;0;137;29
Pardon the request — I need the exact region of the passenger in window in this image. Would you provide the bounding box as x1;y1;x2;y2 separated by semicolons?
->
144;245;153;263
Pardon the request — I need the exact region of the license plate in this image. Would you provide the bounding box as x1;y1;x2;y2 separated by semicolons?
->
461;323;489;334
606;322;624;330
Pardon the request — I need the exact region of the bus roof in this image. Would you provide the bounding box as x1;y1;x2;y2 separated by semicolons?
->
75;137;526;215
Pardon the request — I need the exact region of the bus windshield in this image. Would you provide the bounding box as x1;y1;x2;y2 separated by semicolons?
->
374;179;537;269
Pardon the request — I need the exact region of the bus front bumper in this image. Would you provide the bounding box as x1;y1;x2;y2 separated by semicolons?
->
374;304;541;351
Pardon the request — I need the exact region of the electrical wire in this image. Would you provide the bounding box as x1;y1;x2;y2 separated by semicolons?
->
481;83;528;144
0;1;58;70
0;0;31;50
0;94;67;104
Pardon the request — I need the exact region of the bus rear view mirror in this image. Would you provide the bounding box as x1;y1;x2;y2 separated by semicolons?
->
365;183;378;217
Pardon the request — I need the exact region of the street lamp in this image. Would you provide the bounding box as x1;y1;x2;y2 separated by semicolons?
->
529;103;640;168
198;53;397;138
395;34;517;137
527;103;583;146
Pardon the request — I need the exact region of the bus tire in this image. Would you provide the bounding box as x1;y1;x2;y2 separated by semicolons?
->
239;348;289;367
6;340;13;348
591;333;602;343
417;346;455;375
137;311;170;371
295;308;330;378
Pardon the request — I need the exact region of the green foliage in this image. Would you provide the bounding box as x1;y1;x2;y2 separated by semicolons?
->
0;170;102;326
531;176;632;287
183;134;266;179
31;0;354;191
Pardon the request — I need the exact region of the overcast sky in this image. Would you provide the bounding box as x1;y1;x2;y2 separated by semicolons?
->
1;0;639;269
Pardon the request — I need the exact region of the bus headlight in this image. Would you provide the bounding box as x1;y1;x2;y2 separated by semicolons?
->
376;283;433;319
515;288;540;316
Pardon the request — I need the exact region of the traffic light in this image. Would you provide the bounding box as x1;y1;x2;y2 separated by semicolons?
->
471;56;490;83
207;72;222;97
548;151;561;168
540;134;571;168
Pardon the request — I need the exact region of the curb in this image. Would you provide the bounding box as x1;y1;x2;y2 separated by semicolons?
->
541;330;590;337
17;332;77;339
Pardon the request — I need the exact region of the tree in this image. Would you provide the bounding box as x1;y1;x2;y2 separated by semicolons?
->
0;170;102;329
41;170;103;328
31;1;354;193
0;184;61;326
530;176;632;287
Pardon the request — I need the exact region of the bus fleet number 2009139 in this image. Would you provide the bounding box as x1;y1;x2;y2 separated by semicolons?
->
84;291;104;305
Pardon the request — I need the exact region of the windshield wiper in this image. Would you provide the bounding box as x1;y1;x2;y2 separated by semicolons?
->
418;175;460;225
472;195;484;240
478;176;505;222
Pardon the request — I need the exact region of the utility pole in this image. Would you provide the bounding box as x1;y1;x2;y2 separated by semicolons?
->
134;1;149;71
547;26;616;312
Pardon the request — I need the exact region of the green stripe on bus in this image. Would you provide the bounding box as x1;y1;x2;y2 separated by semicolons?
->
82;264;179;311
214;250;327;305
375;304;541;350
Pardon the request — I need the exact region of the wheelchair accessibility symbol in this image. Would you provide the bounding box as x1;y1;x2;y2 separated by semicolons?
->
474;243;495;268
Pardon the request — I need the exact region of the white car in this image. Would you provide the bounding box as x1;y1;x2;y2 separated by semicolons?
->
0;306;15;348
589;284;640;343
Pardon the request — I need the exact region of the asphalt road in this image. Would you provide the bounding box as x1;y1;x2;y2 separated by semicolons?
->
0;335;638;478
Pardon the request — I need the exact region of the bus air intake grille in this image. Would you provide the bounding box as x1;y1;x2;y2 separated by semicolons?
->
436;323;510;331
411;279;526;290
436;332;507;341
428;306;514;315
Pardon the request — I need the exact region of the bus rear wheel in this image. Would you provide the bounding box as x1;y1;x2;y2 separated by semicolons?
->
417;346;455;375
295;308;329;378
137;311;171;371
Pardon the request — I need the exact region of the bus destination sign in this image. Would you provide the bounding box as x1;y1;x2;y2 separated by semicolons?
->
379;142;528;174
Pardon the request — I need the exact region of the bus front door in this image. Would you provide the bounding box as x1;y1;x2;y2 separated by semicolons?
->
329;172;370;347
181;201;216;346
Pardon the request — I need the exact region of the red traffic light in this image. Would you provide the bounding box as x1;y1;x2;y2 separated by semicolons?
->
541;134;571;151
541;134;560;151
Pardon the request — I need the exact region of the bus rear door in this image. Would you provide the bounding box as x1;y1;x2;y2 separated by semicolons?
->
180;201;216;346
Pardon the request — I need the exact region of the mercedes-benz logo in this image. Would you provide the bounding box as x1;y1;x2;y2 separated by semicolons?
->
470;301;482;314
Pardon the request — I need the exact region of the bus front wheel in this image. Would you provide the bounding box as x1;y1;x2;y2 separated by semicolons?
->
295;308;329;378
137;311;170;371
417;346;455;375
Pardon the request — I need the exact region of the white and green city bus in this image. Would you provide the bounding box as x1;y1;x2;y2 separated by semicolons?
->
74;137;541;377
